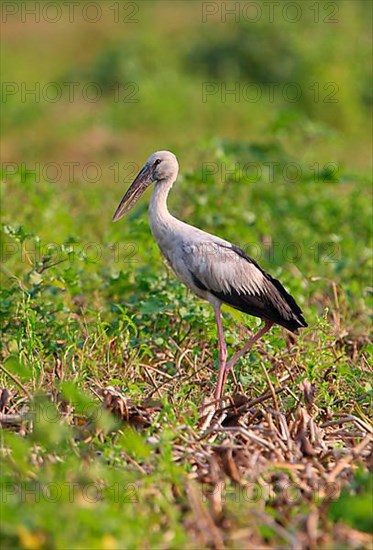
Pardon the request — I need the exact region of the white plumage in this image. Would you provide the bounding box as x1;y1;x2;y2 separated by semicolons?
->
113;151;307;401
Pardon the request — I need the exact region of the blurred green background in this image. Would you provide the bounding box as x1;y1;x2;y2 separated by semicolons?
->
1;0;372;166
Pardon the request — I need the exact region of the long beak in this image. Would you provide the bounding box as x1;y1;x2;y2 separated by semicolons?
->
112;165;152;222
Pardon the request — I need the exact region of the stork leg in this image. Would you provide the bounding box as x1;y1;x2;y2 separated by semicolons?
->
225;319;273;375
213;306;228;402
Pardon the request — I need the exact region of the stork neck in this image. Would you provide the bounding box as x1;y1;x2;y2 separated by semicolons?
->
148;177;175;231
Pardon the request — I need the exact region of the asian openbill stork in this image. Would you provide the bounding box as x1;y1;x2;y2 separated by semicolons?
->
113;151;307;401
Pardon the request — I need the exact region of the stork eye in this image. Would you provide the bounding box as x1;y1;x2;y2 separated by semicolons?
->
154;159;161;166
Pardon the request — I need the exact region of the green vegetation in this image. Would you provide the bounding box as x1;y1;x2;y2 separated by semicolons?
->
1;1;372;548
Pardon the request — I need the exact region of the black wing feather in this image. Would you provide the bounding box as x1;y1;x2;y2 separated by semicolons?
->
191;244;307;333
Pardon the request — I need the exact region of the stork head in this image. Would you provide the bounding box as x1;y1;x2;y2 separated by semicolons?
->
112;150;178;221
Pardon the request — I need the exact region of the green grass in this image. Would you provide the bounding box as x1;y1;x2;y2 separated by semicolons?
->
1;1;372;548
